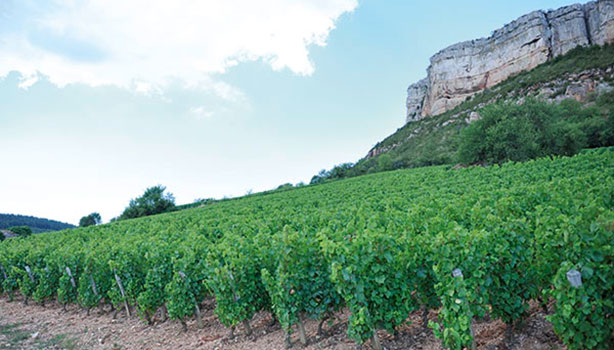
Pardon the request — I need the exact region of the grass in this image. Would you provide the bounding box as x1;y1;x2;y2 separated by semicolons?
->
0;320;78;350
0;323;30;348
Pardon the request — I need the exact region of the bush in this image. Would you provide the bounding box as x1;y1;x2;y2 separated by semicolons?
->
79;212;101;227
8;226;32;236
119;185;176;220
457;99;589;164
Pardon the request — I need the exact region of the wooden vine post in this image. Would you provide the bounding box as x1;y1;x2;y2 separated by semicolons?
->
63;267;77;311
114;271;131;317
23;265;34;305
65;267;77;288
178;271;204;329
371;330;383;350
160;304;168;322
297;314;308;346
90;275;98;295
242;320;252;337
24;265;34;282
87;274;99;316
40;266;49;307
0;264;8;280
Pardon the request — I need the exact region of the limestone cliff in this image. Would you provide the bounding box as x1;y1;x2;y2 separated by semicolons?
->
406;0;614;123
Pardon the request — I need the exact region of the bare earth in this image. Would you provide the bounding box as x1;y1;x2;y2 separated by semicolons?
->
0;296;565;350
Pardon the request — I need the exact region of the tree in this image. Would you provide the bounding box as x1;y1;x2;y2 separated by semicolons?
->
79;212;102;227
310;169;330;185
118;185;176;220
8;226;32;236
457;99;588;165
376;154;393;171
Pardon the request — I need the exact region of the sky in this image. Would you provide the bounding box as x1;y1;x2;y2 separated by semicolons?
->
0;0;580;225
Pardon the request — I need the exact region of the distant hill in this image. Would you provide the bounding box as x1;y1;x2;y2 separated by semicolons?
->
0;213;75;234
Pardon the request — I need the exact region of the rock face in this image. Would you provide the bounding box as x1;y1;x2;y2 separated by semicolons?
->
406;0;614;123
405;78;428;122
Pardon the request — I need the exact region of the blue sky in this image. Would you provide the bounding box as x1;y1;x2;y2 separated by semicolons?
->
0;0;578;224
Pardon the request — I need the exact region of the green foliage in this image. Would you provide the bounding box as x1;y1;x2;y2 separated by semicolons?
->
107;248;146;312
262;226;341;331
0;213;74;233
546;214;614;350
0;149;613;349
429;266;474;350
8;226;32;237
15;265;37;300
165;272;196;322
136;248;172;322
457;99;589;164
77;257;111;310
175;198;217;211
310;169;330;185
32;257;61;304
325;228;417;343
206;233;272;327
311;163;356;184
376;154;393;172
57;271;78;306
484;223;533;325
137;266;169;321
431;227;491;349
165;236;210;326
79;213;101;227
549;262;614;350
119;185;176;220
327;44;614;179
0;254;19;298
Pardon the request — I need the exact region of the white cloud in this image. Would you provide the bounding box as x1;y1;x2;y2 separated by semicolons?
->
189;106;214;120
0;0;357;96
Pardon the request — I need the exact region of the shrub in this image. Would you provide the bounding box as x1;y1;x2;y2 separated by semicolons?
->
118;185;176;220
457;99;589;164
8;226;32;236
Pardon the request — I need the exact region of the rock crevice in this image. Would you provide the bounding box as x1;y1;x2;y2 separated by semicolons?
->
406;0;614;123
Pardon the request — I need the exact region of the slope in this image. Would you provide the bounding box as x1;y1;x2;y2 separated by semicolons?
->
347;44;614;176
0;213;75;234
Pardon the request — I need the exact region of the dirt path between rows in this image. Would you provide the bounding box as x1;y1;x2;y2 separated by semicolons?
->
0;296;565;350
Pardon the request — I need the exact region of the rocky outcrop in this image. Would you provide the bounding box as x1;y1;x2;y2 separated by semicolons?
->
406;0;614;123
405;79;428;122
448;67;614;124
548;4;591;56
586;0;614;44
368;67;614;160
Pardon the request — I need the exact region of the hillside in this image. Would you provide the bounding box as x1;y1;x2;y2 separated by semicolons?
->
0;213;75;234
1;148;612;349
342;43;614;176
406;0;614;122
314;0;614;180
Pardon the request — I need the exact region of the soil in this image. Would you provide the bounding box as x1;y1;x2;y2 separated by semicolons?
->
0;296;566;350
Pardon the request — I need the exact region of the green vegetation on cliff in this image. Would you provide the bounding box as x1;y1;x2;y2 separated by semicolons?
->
314;44;614;182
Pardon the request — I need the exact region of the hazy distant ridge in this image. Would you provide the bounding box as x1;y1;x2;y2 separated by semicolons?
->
0;213;75;233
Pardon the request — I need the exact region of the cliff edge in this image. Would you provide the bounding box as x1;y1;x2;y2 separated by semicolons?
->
406;0;614;123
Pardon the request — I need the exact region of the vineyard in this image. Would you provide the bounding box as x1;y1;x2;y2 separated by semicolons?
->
1;149;613;350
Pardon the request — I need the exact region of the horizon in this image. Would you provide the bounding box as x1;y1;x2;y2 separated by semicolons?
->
0;0;580;225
